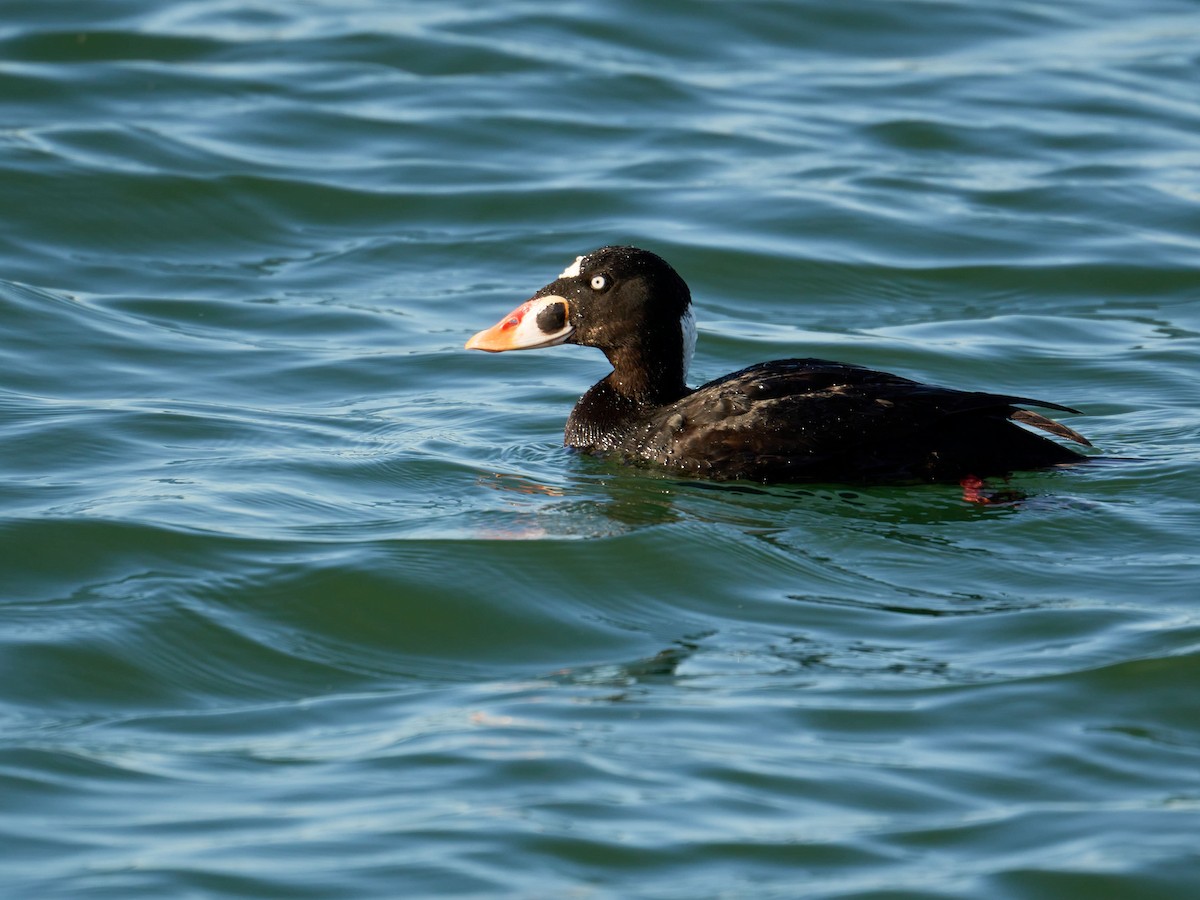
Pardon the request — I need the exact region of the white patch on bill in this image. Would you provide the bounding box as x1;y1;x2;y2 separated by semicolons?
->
680;307;697;381
558;255;584;279
508;296;575;349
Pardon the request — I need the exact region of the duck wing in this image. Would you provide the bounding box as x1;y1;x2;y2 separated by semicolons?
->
629;359;1089;482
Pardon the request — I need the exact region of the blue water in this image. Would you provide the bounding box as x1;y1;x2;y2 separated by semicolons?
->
3;1;1200;896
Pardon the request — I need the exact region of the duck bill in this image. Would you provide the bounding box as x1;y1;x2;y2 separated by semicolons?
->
465;296;573;352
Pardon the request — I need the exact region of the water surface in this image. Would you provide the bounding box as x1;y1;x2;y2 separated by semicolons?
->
3;1;1200;896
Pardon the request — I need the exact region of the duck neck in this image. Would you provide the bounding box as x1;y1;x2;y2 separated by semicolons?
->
564;344;690;451
602;341;690;407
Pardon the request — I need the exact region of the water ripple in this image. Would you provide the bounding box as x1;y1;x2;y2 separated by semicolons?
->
4;0;1200;895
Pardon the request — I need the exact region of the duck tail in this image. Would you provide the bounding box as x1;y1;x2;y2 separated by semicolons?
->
1010;409;1092;447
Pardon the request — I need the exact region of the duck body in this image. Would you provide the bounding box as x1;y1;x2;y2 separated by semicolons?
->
466;246;1091;484
565;357;1086;483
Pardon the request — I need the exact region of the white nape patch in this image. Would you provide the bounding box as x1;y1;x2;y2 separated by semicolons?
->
558;255;584;279
680;307;697;381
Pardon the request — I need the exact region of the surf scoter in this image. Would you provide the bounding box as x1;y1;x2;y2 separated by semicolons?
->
465;245;1092;483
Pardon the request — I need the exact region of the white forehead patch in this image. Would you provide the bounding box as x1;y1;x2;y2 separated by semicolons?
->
558;255;584;279
680;307;697;381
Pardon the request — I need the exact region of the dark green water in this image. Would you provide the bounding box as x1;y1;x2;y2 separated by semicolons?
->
3;1;1200;896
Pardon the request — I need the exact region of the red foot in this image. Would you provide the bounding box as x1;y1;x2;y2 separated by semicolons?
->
960;475;1026;505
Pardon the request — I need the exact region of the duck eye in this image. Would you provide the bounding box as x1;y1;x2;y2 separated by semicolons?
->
590;274;608;291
